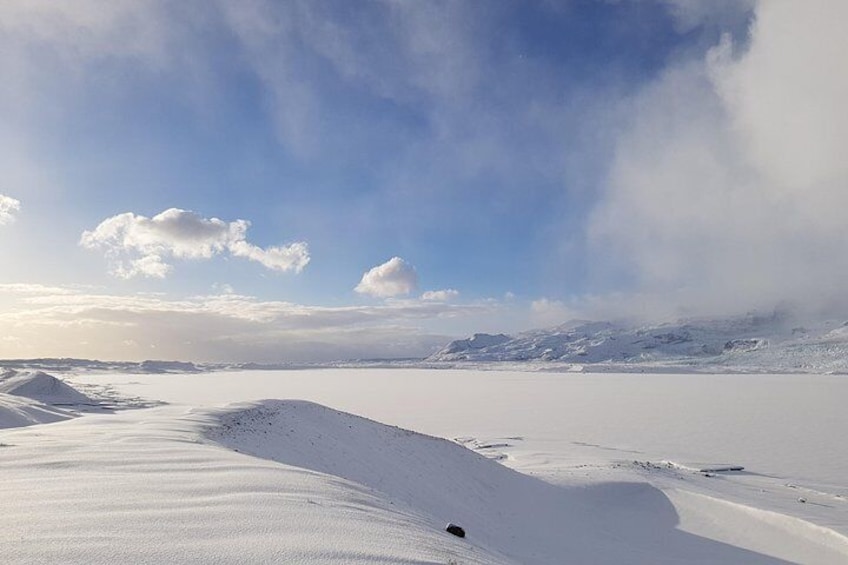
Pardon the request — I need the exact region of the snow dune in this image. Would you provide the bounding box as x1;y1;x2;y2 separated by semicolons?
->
0;397;796;564
206;399;793;564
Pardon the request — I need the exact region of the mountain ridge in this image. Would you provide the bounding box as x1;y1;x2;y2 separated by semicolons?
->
427;312;848;373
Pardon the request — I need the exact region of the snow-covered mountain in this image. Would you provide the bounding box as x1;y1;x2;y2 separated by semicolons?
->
428;312;848;373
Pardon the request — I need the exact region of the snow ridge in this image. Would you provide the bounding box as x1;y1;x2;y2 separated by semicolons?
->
204;399;788;564
0;370;93;405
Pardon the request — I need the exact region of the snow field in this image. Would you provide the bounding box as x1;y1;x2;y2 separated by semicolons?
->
1;368;846;563
0;406;496;564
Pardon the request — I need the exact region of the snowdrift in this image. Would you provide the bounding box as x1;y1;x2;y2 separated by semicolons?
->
205;399;787;564
0;393;78;429
0;370;94;429
0;370;93;405
1;403;504;564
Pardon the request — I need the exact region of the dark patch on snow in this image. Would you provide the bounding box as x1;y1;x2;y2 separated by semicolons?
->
446;523;466;538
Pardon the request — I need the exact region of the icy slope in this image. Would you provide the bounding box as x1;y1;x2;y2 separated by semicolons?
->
59;370;848;563
429;313;848;372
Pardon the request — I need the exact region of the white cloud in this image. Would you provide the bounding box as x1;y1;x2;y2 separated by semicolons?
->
0;283;496;362
228;239;310;274
114;255;172;280
211;283;235;295
0;283;79;295
0;194;20;225
590;2;848;319
530;298;579;328
355;257;418;298
0;0;630;291
420;289;459;302
80;208;310;278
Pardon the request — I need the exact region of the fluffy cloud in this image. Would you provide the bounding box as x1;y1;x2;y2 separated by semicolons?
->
228;239;311;273
355;257;418;298
0;194;20;225
80;208;310;278
590;1;848;319
420;289;459;302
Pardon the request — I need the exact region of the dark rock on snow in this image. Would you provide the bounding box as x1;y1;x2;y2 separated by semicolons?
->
446;523;466;538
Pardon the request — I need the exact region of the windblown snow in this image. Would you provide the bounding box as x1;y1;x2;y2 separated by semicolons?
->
2;368;847;563
0;393;77;429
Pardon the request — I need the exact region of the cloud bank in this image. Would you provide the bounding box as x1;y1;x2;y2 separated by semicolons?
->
590;1;848;319
355;257;418;298
0;194;20;225
80;208;310;279
0;283;498;362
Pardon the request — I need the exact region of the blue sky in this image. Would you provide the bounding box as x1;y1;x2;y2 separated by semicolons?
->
1;1;846;362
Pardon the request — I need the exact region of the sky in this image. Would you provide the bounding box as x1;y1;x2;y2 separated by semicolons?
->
0;1;846;362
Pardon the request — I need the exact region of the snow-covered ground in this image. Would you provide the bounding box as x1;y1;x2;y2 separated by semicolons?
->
2;368;847;563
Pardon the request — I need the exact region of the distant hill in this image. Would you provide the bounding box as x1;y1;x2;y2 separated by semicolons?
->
0;358;203;374
428;313;848;373
7;312;848;374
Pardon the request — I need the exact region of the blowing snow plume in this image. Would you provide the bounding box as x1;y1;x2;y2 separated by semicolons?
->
590;2;848;320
